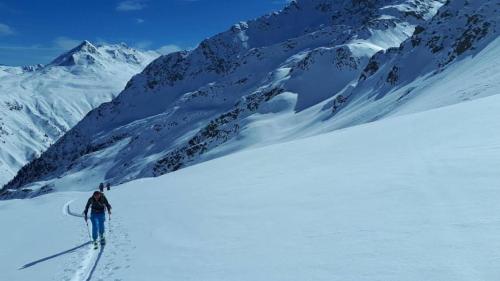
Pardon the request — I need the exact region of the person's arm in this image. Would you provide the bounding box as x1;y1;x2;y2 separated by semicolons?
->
83;198;91;220
103;195;112;214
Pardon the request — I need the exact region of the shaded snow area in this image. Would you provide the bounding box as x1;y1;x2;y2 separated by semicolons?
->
0;41;158;186
2;94;500;281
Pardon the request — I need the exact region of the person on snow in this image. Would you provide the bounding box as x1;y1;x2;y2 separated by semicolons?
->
106;183;111;191
99;182;104;192
83;191;112;246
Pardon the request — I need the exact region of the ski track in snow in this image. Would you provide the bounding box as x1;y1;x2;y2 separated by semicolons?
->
61;200;130;281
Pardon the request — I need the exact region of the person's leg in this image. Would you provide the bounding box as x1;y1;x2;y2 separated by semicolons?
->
90;214;99;241
98;212;106;238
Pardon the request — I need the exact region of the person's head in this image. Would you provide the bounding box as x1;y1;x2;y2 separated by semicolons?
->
93;191;102;199
99;183;104;188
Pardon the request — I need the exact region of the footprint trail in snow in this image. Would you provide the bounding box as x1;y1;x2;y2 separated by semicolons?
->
60;200;130;281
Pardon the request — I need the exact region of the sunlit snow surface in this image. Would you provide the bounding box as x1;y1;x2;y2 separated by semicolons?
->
1;94;500;280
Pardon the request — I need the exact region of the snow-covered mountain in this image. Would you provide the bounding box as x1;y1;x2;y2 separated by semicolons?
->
330;0;500;124
7;0;499;196
0;41;158;186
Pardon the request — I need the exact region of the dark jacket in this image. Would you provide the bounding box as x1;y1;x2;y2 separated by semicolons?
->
84;194;112;215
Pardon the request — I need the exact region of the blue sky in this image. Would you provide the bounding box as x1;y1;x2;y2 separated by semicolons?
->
0;0;289;66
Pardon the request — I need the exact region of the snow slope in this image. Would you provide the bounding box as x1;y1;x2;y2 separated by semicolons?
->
0;41;158;186
3;0;447;193
1;93;500;280
330;0;500;124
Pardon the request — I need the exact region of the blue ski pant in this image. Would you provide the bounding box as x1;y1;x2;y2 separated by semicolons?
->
90;212;106;241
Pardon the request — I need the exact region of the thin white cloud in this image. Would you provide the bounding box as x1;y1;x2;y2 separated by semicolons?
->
0;23;14;36
116;0;146;11
134;40;153;50
136;18;145;24
157;44;182;55
95;37;111;45
53;37;82;50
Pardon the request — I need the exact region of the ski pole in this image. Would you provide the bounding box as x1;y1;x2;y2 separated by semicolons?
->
85;219;92;241
108;213;112;235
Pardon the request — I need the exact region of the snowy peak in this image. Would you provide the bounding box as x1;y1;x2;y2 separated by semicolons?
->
97;42;155;66
48;40;158;68
0;42;158;188
74;40;98;53
49;40;100;66
224;0;444;50
134;0;442;95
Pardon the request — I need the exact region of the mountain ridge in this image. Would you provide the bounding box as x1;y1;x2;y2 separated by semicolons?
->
11;0;496;197
0;41;158;188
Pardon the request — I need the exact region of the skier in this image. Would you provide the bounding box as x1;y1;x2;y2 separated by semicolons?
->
99;182;104;192
83;191;112;248
106;183;111;191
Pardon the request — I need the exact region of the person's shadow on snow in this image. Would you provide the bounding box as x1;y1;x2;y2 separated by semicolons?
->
19;241;92;269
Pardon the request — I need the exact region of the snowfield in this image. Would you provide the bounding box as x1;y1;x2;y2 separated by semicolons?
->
2;93;500;281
